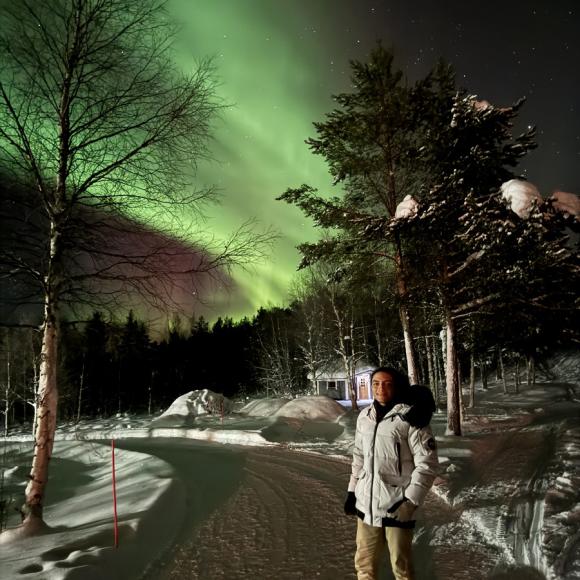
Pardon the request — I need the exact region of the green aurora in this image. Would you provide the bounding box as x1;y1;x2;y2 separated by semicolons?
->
159;0;350;320
134;0;578;323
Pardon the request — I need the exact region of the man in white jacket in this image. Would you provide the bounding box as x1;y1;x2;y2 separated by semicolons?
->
344;367;439;580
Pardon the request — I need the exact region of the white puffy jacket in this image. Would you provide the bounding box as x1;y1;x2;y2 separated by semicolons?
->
348;402;439;527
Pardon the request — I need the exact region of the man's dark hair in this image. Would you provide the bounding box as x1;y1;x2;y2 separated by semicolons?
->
370;367;410;397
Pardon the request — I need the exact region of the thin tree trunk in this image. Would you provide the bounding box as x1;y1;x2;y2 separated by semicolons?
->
418;338;427;388
424;336;432;387
4;337;11;438
496;346;502;381
433;334;443;406
457;354;464;421
527;355;535;386
428;335;439;409
514;358;520;394
330;290;358;411
469;352;475;408
117;364;122;415
22;363;27;424
445;311;461;435
481;360;488;390
399;304;419;384
361;321;369;365
76;355;85;423
499;350;507;394
425;336;437;410
394;235;419;384
148;371;154;416
347;317;358;409
374;297;384;366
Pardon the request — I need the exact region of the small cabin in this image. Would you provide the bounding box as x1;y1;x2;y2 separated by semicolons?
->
309;362;375;401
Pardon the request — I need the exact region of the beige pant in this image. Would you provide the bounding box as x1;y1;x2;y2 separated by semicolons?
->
355;518;415;580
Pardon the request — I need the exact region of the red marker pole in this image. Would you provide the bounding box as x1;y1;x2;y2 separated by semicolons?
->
111;438;119;548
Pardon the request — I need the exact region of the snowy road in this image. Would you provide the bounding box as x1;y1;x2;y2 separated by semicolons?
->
116;439;529;580
117;440;358;579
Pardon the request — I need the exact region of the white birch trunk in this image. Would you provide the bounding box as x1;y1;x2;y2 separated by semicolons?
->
24;203;63;530
24;303;58;527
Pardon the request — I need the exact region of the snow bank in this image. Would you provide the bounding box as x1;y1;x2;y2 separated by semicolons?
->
239;395;347;422
239;397;290;417
275;395;346;421
0;441;183;580
5;426;274;448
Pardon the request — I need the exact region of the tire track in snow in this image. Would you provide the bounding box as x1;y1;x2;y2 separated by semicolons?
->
166;448;356;580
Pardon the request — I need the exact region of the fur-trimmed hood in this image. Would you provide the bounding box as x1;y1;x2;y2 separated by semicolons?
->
400;385;436;429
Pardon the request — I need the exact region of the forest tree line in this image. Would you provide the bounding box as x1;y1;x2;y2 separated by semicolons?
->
1;244;575;435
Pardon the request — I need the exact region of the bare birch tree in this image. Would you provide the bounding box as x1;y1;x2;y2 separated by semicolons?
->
0;0;271;533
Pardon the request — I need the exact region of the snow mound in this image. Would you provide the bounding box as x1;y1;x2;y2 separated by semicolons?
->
154;389;232;426
239;398;291;417
274;396;346;422
501;179;542;219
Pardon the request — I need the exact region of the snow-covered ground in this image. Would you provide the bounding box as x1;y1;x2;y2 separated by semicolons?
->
1;371;579;579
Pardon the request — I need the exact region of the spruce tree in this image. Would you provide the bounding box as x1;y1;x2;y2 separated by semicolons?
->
279;46;456;383
396;95;537;434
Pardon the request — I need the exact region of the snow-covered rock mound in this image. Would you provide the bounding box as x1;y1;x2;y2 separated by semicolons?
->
274;395;346;422
153;389;232;426
501;179;542;219
239;398;290;417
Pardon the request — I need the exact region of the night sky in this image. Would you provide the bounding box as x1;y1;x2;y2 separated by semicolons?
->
160;0;579;322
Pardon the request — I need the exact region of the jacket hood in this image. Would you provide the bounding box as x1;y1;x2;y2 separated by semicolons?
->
401;385;436;429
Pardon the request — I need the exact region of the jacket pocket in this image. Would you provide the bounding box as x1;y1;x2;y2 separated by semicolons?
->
354;470;366;497
377;477;403;513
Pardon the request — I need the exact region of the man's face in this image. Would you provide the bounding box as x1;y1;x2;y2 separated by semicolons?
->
372;371;395;405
